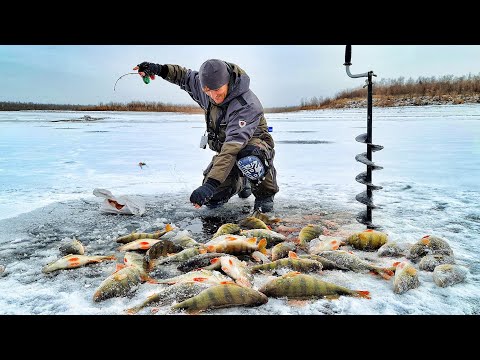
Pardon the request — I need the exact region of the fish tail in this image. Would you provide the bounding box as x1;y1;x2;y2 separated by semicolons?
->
377;268;394;280
258;238;267;255
355;290;371;299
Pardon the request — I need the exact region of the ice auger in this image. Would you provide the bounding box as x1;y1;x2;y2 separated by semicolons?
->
344;45;382;229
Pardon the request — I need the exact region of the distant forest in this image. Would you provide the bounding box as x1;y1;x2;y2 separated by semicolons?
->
2;74;480;112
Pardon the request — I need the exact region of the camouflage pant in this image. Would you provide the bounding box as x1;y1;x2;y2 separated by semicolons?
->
202;138;279;203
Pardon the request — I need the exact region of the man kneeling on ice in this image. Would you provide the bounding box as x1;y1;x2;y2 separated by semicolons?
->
134;58;279;212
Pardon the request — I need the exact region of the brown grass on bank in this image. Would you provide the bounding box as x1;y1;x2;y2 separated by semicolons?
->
299;73;480;110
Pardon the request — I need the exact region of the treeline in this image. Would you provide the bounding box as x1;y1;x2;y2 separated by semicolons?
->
0;101;202;113
300;73;480;109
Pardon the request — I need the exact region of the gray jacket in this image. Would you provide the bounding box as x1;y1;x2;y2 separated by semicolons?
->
162;61;274;183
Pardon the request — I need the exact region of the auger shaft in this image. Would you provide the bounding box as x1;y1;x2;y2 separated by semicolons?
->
344;45;382;229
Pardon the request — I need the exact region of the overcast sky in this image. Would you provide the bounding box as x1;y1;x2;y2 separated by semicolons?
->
1;45;480;108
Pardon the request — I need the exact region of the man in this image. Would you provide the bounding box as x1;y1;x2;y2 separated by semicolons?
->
134;59;279;212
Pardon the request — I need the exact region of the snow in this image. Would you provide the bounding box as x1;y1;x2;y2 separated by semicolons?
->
0;104;479;315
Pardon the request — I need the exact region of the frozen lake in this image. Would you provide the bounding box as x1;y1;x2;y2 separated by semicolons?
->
0;104;479;315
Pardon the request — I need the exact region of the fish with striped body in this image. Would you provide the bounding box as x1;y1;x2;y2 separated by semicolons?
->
211;223;241;239
298;224;323;248
118;238;162;252
125;281;211;314
393;261;420;294
115;223;174;244
169;230;200;248
145;240;183;264
251;250;271;264
42;254;116;273
58;238;85;256
214;255;254;288
316;250;395;279
407;235;453;262
240;229;286;247
149;247;206;270
271;241;296;261
377;242;405;257
171;283;268;314
177;252;225;272
433;264;468;287
250;252;322;273
419;254;455;271
204;235;267;255
156;269;232;285
308;236;342;254
251;210;281;225
238;217;270;230
259;272;371;300
346;229;388;251
298;254;349;271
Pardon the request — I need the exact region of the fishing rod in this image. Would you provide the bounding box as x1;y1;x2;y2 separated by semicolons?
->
113;72;152;91
344;45;383;230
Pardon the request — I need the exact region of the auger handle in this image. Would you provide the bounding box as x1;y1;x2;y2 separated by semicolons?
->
344;45;352;66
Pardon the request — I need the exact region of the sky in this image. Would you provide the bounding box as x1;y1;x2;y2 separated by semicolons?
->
2;45;480;108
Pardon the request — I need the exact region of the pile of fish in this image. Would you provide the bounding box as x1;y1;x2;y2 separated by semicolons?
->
40;213;469;314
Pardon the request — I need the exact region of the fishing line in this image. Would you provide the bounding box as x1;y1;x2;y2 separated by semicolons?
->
113;72;138;91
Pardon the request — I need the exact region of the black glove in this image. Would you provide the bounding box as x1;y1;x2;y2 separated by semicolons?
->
137;62;165;77
190;178;220;206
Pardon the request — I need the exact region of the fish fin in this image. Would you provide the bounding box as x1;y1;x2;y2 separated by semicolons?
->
285;271;301;278
332;244;340;250
355;290;371;299
258;238;267;255
267;225;272;230
220;281;236;285
406;267;417;276
247;237;257;243
235;279;252;288
365;229;374;233
125;308;138;315
288;251;298;258
392;261;401;267
421;235;431;245
287;299;310;307
165;223;174;232
142;275;158;284
207;245;215;252
210;258;220;264
104;255;117;261
193;277;208;282
199;247;207;254
116;263;126;271
378;269;394;280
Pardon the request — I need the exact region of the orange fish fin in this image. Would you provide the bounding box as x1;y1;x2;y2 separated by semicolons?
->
247;237;257;244
288;251;298;259
207;246;215;252
355;290;371;299
220;281;236;285
285;271;301;278
199;247;207;254
165;223;174;232
210;258;220;264
69;262;80;267
193;277;207;282
267;225;272;230
332;245;339;250
68;257;80;262
392;261;401;267
258;238;267;255
365;229;374;233
116;263;126;271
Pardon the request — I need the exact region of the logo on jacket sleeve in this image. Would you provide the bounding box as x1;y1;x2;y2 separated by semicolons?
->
239;120;246;128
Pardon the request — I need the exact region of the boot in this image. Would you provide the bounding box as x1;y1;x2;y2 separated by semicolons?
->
254;194;274;212
238;178;252;199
